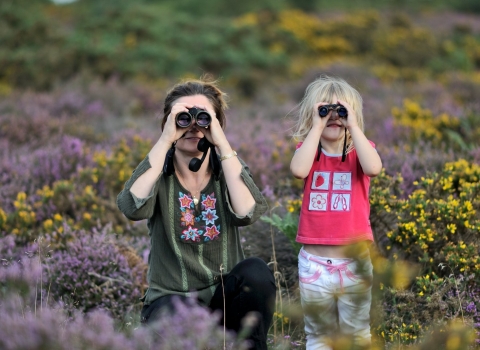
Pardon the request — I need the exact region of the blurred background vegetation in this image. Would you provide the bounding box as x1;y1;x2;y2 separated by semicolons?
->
2;0;480;94
1;0;480;349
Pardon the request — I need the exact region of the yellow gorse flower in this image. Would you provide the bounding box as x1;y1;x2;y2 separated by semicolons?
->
43;219;54;231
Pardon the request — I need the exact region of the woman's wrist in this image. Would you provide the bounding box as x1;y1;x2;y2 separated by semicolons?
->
216;140;233;155
220;151;237;161
157;133;176;148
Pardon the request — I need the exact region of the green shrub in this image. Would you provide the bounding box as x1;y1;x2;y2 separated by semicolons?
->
373;159;480;280
0;0;68;89
373;26;437;68
391;99;480;152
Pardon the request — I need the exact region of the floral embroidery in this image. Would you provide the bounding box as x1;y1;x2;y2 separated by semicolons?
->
311;193;327;210
181;226;203;242
202;209;218;226
178;191;221;243
180;209;195;226
179;193;193;209
204;225;220;241
201;195;216;210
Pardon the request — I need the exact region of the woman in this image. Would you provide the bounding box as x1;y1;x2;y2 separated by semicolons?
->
117;78;275;350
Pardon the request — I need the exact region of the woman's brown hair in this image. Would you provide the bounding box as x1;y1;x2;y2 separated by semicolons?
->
161;78;228;130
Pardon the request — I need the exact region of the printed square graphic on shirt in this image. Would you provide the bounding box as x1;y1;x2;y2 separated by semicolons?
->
309;192;328;211
331;193;351;211
311;171;330;190
332;172;352;191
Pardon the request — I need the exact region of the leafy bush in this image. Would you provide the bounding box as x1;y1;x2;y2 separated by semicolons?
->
0;250;244;350
3;2;478;92
0;133;155;242
147;297;249;350
370;160;480;280
373;275;477;347
391;99;475;149
452;0;480;13
46;226;145;319
0;1;289;91
260;198;302;255
373;26;437;68
0;0;69;90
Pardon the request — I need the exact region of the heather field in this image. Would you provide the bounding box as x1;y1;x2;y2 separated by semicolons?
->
1;1;480;349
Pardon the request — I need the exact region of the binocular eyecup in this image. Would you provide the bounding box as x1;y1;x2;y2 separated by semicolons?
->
176;107;212;128
318;104;348;118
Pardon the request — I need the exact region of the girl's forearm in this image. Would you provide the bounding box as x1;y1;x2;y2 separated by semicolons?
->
290;128;323;179
349;126;382;177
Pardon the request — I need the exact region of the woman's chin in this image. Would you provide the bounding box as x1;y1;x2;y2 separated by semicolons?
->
176;146;204;159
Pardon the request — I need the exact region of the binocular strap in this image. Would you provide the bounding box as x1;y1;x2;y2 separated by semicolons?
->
315;129;347;162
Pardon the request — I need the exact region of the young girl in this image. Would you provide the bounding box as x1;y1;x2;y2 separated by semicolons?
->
290;75;382;349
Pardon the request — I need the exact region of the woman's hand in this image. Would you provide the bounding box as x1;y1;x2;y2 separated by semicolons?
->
194;105;229;149
160;102;196;145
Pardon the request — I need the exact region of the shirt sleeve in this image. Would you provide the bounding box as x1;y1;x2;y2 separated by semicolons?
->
224;157;268;227
116;155;162;221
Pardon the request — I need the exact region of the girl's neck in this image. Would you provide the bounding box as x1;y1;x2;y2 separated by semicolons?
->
320;138;344;154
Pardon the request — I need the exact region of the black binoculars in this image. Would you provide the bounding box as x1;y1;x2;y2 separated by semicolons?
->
318;104;348;118
176;107;212;128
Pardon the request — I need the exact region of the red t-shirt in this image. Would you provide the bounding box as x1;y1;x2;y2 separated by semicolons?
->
295;143;374;245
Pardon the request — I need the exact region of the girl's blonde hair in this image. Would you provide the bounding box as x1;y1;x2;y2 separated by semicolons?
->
292;75;364;153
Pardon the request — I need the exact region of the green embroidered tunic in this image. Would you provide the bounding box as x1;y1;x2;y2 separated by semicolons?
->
117;156;268;306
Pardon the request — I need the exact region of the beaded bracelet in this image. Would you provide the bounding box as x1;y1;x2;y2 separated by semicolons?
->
220;151;237;161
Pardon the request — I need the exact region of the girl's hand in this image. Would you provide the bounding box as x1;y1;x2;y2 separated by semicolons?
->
337;99;359;130
313;102;332;130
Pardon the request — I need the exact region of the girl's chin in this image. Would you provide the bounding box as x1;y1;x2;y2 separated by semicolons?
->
321;138;344;145
183;137;201;143
322;131;343;138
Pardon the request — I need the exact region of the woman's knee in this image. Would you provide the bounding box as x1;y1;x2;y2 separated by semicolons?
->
141;294;189;324
231;257;275;289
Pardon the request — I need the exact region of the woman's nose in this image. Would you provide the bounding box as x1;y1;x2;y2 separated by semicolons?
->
189;120;201;132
